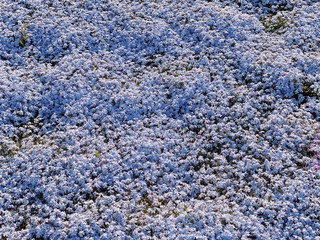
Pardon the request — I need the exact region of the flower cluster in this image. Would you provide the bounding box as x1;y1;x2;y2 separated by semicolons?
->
0;0;319;239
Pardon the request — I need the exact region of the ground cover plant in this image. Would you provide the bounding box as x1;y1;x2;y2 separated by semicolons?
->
0;0;319;239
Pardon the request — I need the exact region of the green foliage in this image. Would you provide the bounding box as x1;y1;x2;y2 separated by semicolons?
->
302;82;317;98
261;14;289;33
292;78;318;101
95;150;101;159
18;23;29;47
0;144;14;157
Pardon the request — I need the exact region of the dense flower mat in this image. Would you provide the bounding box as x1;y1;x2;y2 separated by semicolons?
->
0;0;320;239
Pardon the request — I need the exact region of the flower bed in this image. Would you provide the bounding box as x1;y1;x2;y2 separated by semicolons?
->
0;0;319;239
